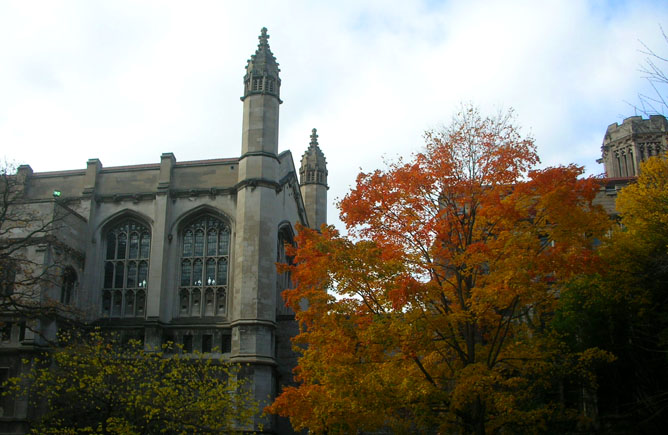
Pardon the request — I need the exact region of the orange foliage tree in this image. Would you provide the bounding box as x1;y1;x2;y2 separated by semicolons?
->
267;106;612;434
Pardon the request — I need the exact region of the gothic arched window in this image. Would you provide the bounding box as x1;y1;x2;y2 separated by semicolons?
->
102;219;150;318
61;267;77;305
276;226;295;316
179;215;230;317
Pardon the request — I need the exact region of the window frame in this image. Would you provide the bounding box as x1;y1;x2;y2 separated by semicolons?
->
178;214;231;318
101;218;151;318
61;266;77;305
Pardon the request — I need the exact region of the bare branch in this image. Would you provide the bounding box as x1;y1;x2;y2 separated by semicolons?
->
632;25;668;116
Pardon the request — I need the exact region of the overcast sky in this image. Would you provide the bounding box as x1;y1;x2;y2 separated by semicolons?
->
1;0;667;231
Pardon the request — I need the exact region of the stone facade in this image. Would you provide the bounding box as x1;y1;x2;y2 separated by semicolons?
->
0;28;327;434
594;114;668;216
600;115;668;178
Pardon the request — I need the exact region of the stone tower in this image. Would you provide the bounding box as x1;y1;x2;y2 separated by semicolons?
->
299;128;328;230
600;115;668;178
234;27;282;427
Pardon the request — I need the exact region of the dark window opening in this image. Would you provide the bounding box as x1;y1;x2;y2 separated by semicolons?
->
0;323;11;342
0;260;16;296
202;334;212;353
183;334;193;353
0;367;12;417
162;334;175;353
221;335;231;353
61;267;77;304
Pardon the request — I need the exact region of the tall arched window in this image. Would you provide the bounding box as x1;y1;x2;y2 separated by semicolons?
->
102;219;150;318
276;225;295;317
179;215;230;317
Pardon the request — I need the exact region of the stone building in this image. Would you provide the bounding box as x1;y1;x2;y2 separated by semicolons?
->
599;114;668;178
0;28;327;434
594;114;668;215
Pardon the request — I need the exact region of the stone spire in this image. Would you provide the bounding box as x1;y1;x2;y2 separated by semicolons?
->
241;27;281;102
300;128;328;229
239;27;281;157
300;128;328;187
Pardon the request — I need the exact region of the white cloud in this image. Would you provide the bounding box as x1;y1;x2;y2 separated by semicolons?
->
1;0;667;230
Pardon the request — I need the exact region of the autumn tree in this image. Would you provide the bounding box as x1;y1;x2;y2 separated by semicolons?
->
5;329;258;434
267;106;612;434
555;155;668;431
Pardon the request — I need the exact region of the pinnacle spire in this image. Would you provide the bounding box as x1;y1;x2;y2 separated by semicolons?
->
242;27;281;101
310;128;319;146
259;27;269;48
300;128;328;187
300;128;329;229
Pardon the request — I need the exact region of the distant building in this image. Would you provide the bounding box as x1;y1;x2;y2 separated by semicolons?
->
594;115;668;215
0;28;327;434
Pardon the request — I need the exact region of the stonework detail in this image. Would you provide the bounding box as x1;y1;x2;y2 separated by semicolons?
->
300;128;328;186
600;115;668;178
299;128;328;230
242;27;281;102
593;114;668;217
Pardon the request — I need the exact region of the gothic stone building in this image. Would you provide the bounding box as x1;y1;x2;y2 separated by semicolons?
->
2;24;668;435
0;28;327;434
594;114;668;214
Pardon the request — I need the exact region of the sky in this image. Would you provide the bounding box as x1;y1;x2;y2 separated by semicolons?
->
1;0;667;231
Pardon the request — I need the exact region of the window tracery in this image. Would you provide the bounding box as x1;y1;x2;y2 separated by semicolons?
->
102;219;150;318
179;215;230;317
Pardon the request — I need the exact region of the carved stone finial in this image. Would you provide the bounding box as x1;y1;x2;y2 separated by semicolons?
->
310;128;318;146
259;27;269;46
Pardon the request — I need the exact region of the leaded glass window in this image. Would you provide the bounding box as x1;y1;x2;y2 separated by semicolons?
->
179;215;230;317
102;219;150;318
